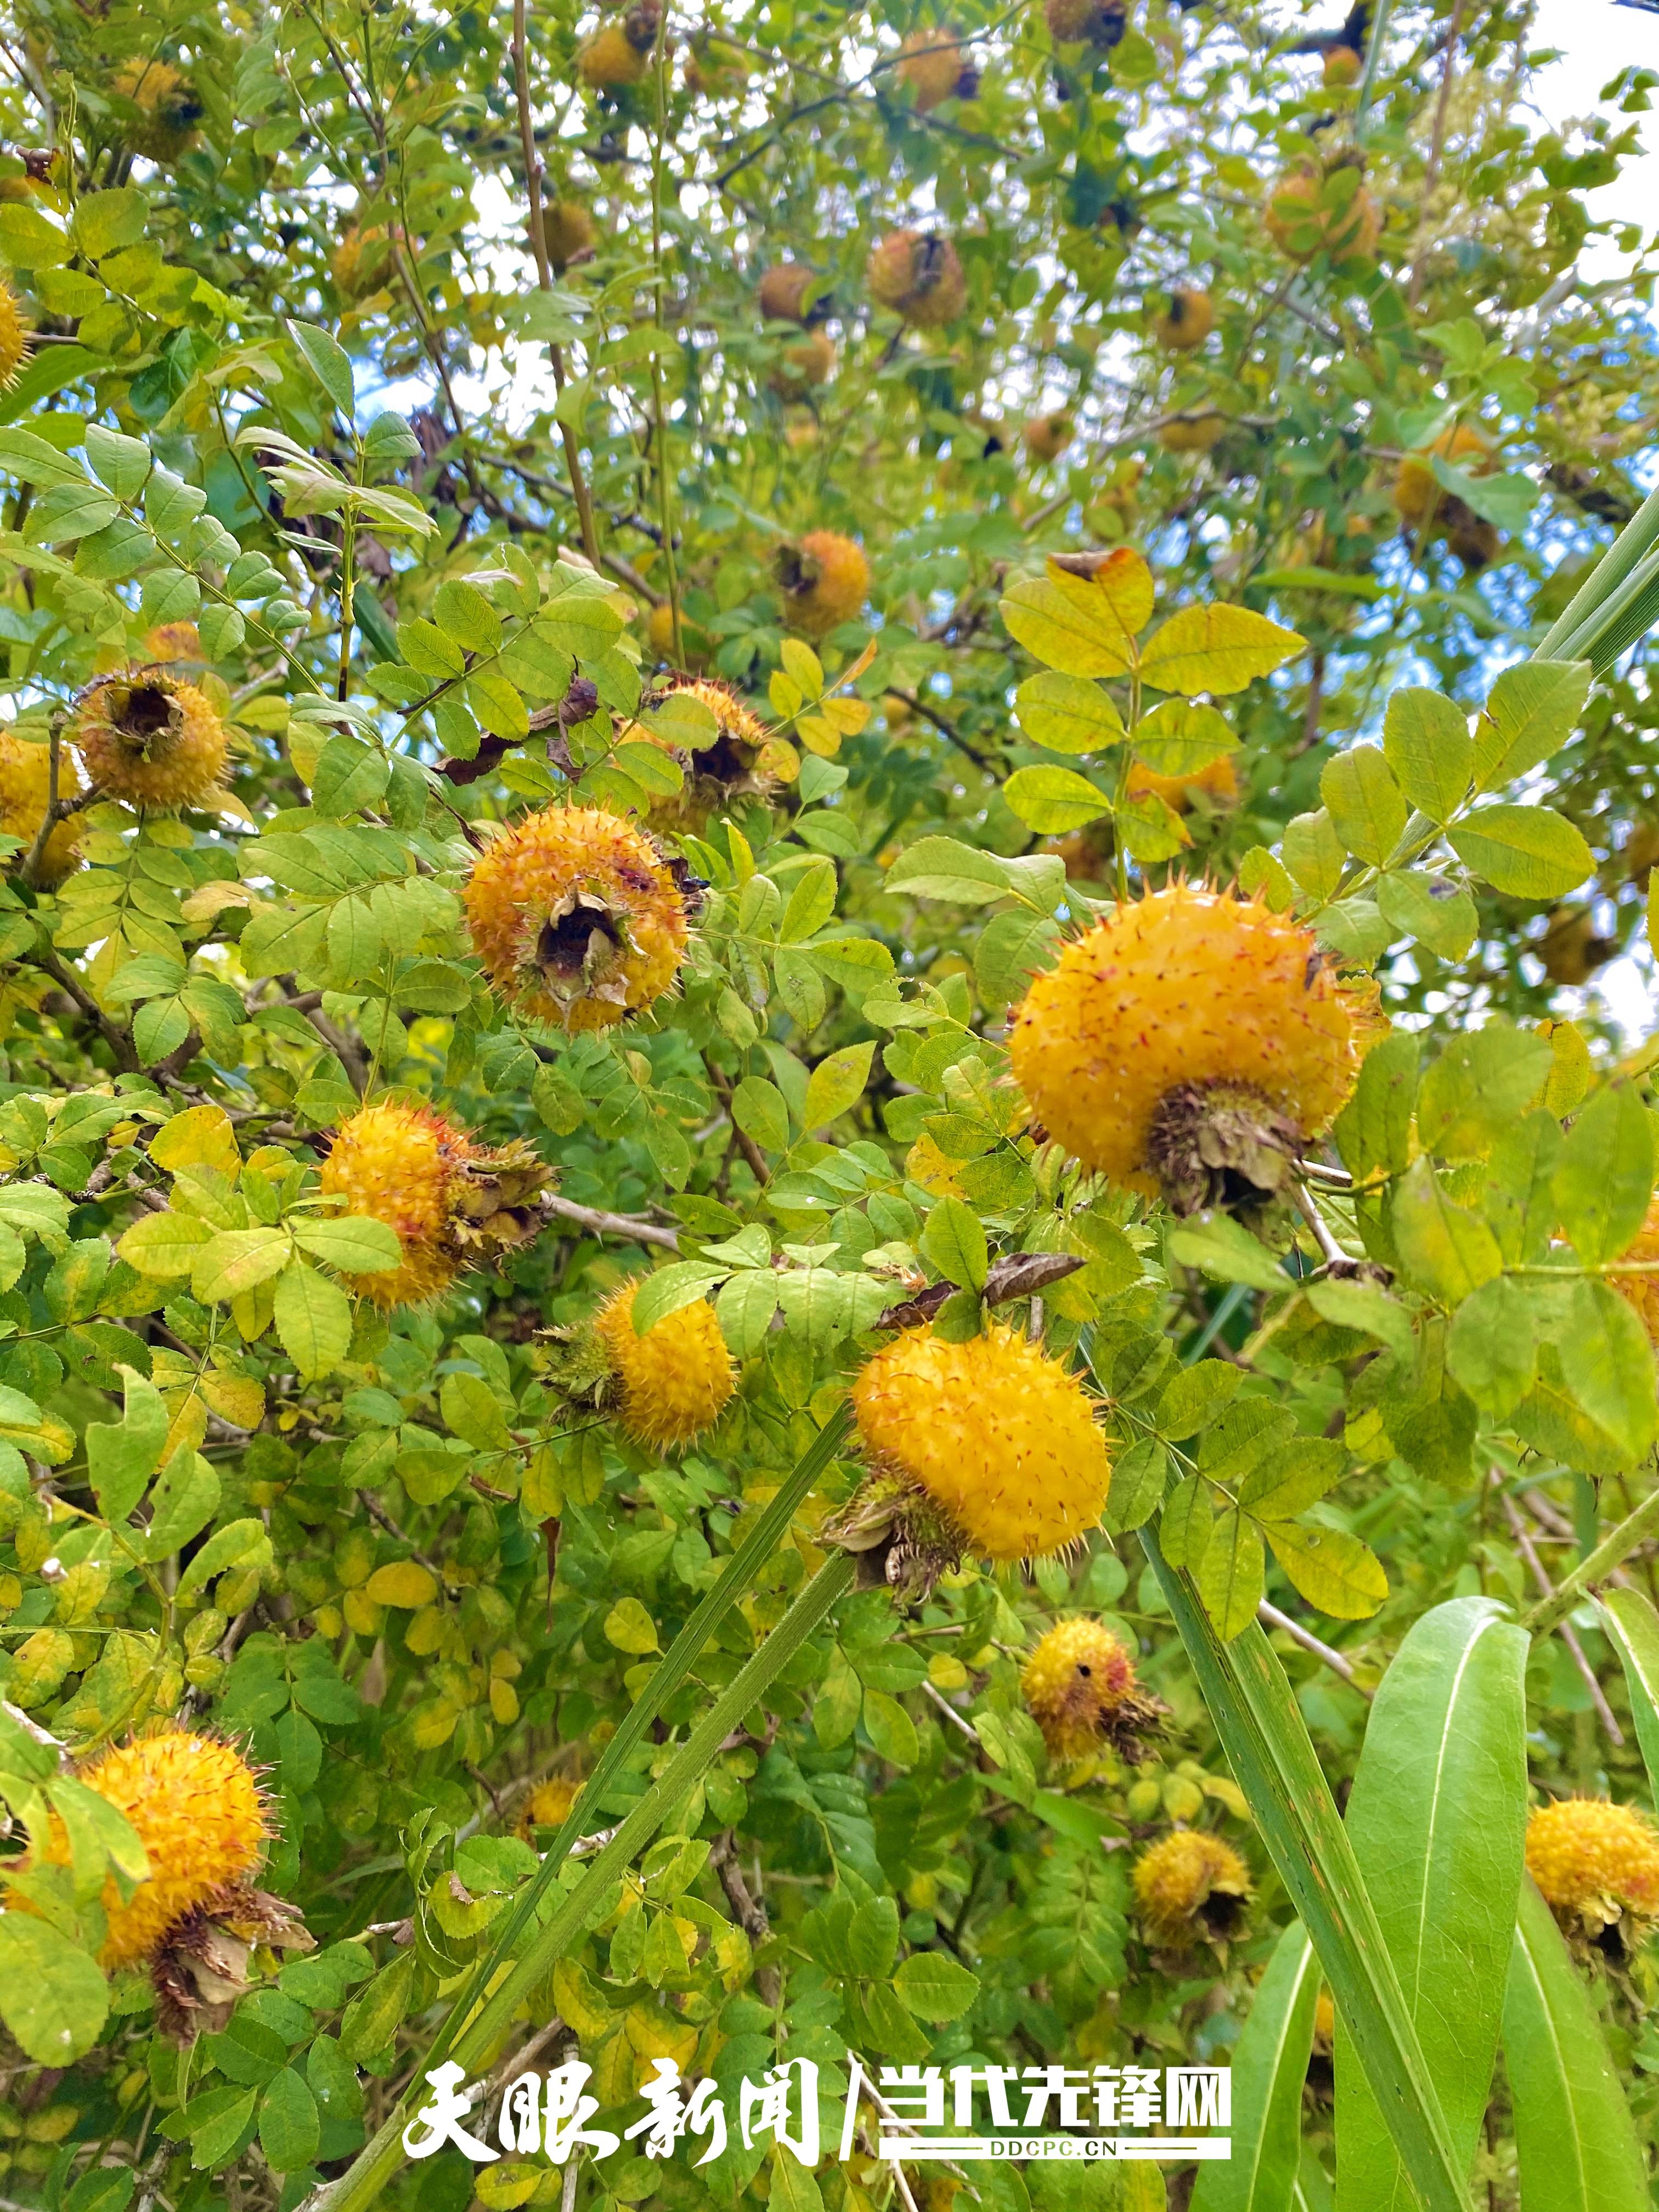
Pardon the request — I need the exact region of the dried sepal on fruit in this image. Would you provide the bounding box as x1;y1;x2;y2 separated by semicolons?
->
1526;1796;1659;1963
27;1728;311;2038
111;57;204;162
0;729;83;885
867;229;967;328
830;1322;1111;1594
620;675;786;831
1132;1830;1251;1949
319;1099;554;1306
1022;1617;1165;1764
462;804;700;1032
1008;883;1377;1215
71;668;230;812
776;531;870;639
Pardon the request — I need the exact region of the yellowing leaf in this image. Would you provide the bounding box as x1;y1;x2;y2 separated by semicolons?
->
779;637;824;697
1013;673;1126;754
150;1104;240;1181
1051;546;1153;656
117;1210;213;1279
1139;603;1307;697
605;1597;661;1654
1265;1522;1387;1618
1003;764;1113;833
199;1369;267;1430
804;1040;874;1130
795;712;841;757
768;670;805;717
365;1561;440;1607
1000;572;1135;678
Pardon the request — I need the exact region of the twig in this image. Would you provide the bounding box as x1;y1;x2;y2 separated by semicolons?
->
709;1830;781;2006
1293;1181;1350;1268
541;1190;680;1250
357;1491;456;1590
920;1678;981;1741
1256;1600;1371;1696
1407;0;1468;308
885;687;991;770
1501;1491;1624;1744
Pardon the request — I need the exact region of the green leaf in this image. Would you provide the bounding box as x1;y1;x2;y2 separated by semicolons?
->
84;1364;168;1523
117;1209;213;1279
1013;671;1126;752
1417;1023;1552;1162
732;1075;791;1152
1553;1279;1659;1466
69;187;146;260
1304;1279;1416;1361
1265;1522;1387;1619
84;422;152;500
1238;1437;1345;1520
919;1195;989;1291
891;1950;981;2022
288;319;357;421
1389;1159;1503;1304
273;1259;353;1380
1002;763;1112;832
1198;1507;1265;1639
1280;808;1346;900
1447;806;1593;899
1383;687;1472;822
1145;1528;1470;2212
1155;1358;1243;1437
629;1263;725;1334
974;907;1059;1006
1189;1920;1319;2212
1133;698;1238;776
1160;1472;1213;1575
140;1450;222;1560
1168;1212;1289;1293
861;1685;918;1767
803;1040;874;1130
884;836;1022;905
1445;1276;1539;1418
1596;1588;1659;1807
716;1268;780;1357
439;1369;515;1451
1336;1598;1528;2212
1320;746;1407;867
1503;1877;1649;2212
291;1215;402;1274
1333;1032;1421;1181
0;1917;107;2062
1105;1437;1167;1532
0;204;67;267
311;735;391;819
1375;871;1477;960
1472;659;1593;790
191;1226;292;1305
178;1516;268;1603
434;577;504;654
1553;1082;1654;1265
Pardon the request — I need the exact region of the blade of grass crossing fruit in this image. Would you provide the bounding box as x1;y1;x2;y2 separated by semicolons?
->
1595;1587;1659;1803
1190;1921;1319;2212
1335;1598;1528;2212
1143;1524;1471;2212
1502;1877;1649;2212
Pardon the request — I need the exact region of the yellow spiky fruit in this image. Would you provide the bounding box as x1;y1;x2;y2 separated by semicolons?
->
867;229;967;328
1616;1197;1659;1346
1158;409;1227;455
319;1099;552;1306
1022;1618;1162;1762
772;330;836;397
52;1731;268;1968
620;674;781;831
538;199;596;270
1133;1831;1251;1947
112;58;204;162
517;1774;583;1836
1023;411;1074;464
0;730;83;887
463;804;695;1032
579;6;659;88
1124;752;1238;812
1323;43;1362;85
896;28;970;109
1045;0;1127;44
1393;422;1494;531
1265;156;1380;263
1526;1797;1659;1958
0;279;31;386
142;621;204;664
1008;884;1376;1212
71;669;229;812
594;1278;736;1449
758;263;816;324
1151;286;1213;352
777;530;870;639
849;1323;1111;1564
645;598;710;669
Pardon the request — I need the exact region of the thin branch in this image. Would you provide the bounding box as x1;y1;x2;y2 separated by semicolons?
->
1523;1481;1659;1634
1501;1489;1624;1744
1256;1599;1371;1697
1407;0;1468;308
540;1190;680;1250
920;1677;981;1741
